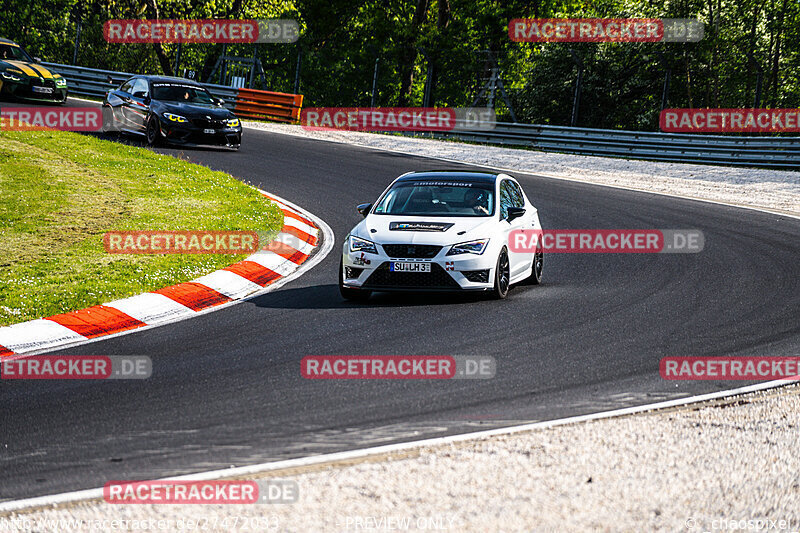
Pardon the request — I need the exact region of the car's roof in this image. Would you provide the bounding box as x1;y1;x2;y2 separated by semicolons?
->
0;38;20;46
395;171;500;184
131;75;204;87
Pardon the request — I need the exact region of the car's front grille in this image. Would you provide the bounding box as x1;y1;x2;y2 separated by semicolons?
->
191;117;226;129
381;244;442;259
463;269;490;283
363;262;460;290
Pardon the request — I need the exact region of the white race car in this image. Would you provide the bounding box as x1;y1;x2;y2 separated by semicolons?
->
339;171;543;301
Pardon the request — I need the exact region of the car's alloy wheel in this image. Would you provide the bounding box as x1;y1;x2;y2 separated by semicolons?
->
339;257;371;302
146;116;160;146
524;238;544;285
492;247;510;299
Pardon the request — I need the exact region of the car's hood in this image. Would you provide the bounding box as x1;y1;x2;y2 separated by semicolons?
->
356;215;496;245
159;101;232;119
0;59;63;80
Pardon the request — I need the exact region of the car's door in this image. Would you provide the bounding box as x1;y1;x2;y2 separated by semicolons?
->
123;78;150;132
499;179;531;278
508;179;538;275
108;79;135;129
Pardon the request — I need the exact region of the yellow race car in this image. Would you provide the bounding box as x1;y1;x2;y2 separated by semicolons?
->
0;38;68;103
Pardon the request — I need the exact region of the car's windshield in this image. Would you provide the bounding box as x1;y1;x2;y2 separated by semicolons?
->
373;180;495;217
152;84;215;104
0;44;34;62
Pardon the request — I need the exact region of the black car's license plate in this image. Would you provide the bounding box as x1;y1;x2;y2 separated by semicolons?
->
203;128;215;134
390;262;431;273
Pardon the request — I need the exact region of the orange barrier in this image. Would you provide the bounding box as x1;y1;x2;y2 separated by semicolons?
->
233;88;303;123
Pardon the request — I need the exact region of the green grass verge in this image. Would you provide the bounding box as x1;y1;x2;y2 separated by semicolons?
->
0;130;283;327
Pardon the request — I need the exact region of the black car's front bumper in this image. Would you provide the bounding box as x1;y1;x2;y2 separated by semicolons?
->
159;118;242;147
0;77;68;103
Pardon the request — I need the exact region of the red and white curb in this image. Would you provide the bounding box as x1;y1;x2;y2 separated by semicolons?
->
0;191;333;358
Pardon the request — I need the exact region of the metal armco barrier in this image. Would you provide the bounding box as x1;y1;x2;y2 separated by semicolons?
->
416;122;800;170
42;62;303;123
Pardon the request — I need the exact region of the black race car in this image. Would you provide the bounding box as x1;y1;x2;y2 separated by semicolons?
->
102;75;242;149
0;38;68;103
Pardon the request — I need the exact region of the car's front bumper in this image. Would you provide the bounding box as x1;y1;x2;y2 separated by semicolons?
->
0;78;67;102
341;241;496;292
159;122;242;147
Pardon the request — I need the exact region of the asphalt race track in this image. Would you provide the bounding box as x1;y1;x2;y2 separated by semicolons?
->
2;98;800;501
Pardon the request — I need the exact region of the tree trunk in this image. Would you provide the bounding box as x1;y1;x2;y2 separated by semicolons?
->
398;0;429;106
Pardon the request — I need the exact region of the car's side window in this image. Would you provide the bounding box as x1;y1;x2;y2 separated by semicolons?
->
509;181;525;208
131;78;149;98
119;80;134;94
499;180;514;219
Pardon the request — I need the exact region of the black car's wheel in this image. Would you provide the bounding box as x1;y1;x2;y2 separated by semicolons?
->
101;106;118;134
146;115;161;146
491;247;511;299
522;238;543;285
339;257;370;302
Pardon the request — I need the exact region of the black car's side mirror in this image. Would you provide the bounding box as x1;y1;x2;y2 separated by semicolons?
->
357;203;372;217
506;206;526;222
143;95;151;105
132;91;147;99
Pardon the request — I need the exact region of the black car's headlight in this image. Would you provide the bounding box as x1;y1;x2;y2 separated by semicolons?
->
163;113;188;123
1;71;21;82
225;118;240;128
447;239;489;256
54;77;67;88
349;235;378;254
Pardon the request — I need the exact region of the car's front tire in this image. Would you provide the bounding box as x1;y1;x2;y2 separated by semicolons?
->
491;247;511;299
146;115;161;146
339;258;371;302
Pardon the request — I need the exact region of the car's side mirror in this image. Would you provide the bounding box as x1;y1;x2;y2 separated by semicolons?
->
132;91;147;99
357;203;372;217
143;95;151;105
215;98;225;106
506;206;526;222
33;57;42;63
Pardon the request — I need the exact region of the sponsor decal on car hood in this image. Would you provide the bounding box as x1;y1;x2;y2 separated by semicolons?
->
389;221;454;232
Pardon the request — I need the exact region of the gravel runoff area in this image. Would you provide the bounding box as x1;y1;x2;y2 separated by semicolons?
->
3;384;800;532
3;127;799;532
243;122;800;217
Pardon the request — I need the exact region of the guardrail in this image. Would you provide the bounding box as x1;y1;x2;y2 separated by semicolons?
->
415;122;800;170
43;62;303;123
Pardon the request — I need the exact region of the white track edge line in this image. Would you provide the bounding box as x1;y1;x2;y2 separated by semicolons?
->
1;378;795;513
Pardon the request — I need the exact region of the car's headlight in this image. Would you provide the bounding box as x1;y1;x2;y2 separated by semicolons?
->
349;235;378;254
1;71;21;81
447;239;489;256
54;77;67;87
225;118;240;128
163;113;188;123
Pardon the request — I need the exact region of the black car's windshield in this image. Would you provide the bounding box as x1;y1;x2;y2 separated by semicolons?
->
0;44;34;62
373;180;495;217
152;84;215;104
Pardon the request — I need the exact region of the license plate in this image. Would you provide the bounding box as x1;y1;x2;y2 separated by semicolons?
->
203;128;215;134
390;262;431;273
32;86;53;94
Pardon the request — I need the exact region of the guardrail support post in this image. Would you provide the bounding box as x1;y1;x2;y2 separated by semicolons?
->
569;50;583;127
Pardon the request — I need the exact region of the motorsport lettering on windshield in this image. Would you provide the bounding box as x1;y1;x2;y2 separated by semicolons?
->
405;181;476;187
